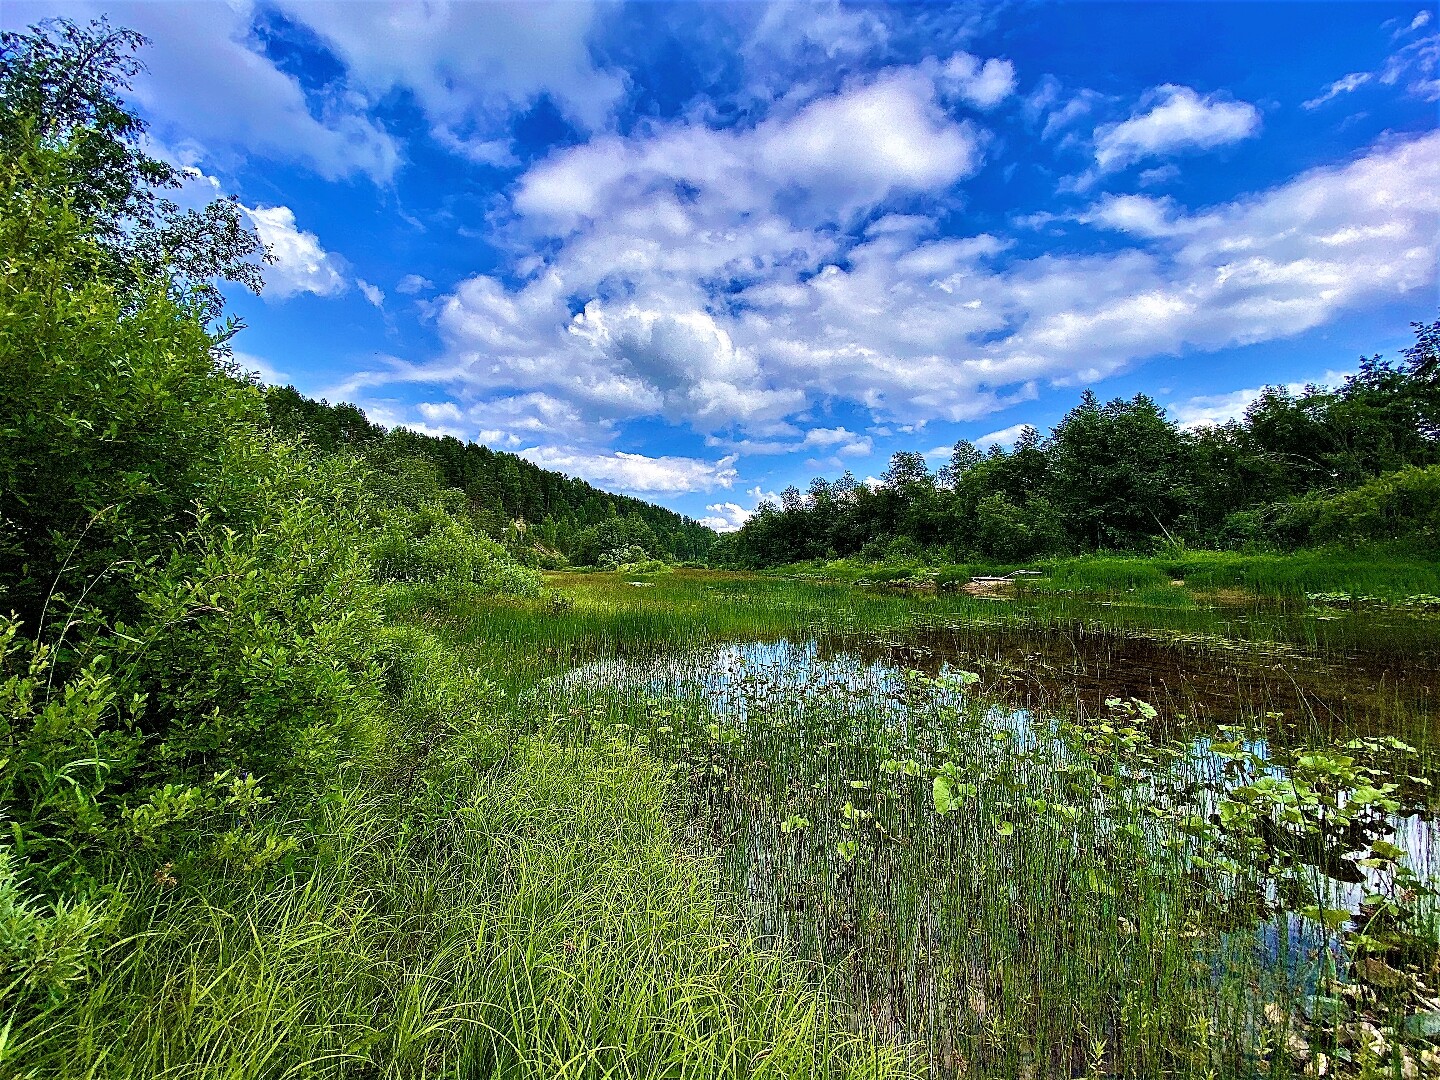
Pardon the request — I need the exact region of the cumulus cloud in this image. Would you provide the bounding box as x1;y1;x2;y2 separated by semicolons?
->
973;423;1032;449
518;448;740;494
514;64;983;230
270;1;625;164
699;501;754;532
938;52;1016;109
244;205;348;299
1094;85;1260;170
7;0;628;176
801;426;873;456
357;280;385;308
396;274;435;295
346;63;1437;470
8;0;403;182
1167;370;1354;428
1079;193;1187;238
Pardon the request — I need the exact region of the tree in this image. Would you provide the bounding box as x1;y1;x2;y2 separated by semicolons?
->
1045;394;1191;549
938;439;981;488
0;17;265;319
882;451;932;492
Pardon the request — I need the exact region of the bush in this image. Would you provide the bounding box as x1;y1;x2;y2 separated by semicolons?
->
1308;465;1440;548
372;503;542;597
1220;466;1440;552
0;148;261;630
1;440;392;886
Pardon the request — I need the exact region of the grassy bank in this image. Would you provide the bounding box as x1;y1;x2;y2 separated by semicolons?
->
7;564;1439;1077
763;546;1440;600
427;567;1440;1078
2;617;917;1079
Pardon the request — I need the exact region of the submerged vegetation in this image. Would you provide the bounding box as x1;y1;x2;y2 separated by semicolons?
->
4;16;1440;1080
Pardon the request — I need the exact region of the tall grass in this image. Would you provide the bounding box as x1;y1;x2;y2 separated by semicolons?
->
525;638;1438;1078
1;620;917;1080
7;565;1437;1078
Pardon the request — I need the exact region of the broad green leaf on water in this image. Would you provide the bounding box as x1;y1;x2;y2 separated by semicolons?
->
1404;1010;1440;1039
996;820;1013;837
836;840;857;862
933;775;955;815
1370;839;1405;862
1300;905;1351;931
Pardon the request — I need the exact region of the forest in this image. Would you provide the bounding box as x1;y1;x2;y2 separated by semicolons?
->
264;387;717;566
716;331;1440;568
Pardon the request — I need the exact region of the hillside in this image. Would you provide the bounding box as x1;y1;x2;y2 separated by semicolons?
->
263;386;716;566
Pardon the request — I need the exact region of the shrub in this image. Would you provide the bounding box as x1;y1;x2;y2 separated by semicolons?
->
1308;464;1440;548
372;504;542;597
0;147;261;630
1;440;391;885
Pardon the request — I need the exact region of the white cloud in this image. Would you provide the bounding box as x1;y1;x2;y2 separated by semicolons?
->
746;0;889;65
938;52;1016;109
357;280;385;308
1094;85;1261;170
1303;72;1373;109
231;350;289;386
244;205;348;299
514;64;984;229
973;423;1032;449
1033;85;1110;142
1168;370;1354;428
518;448;740;494
271;1;625;163
699;502;754;532
1080;194;1187;238
801;426;873;456
1381;31;1440;101
33;0;403;182
350;89;1438;478
396;274;435;295
1394;9;1433;38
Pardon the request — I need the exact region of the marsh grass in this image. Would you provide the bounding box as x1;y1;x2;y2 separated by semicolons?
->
529;638;1438;1078
8;565;1437;1079
2;614;917;1080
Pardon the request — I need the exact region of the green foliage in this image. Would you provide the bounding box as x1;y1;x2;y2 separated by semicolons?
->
0;844;113;1004
0;146;262;627
264;386;717;565
373;502;542;596
0;17;537;898
0;17;264;318
1293;464;1440;549
721;320;1440;568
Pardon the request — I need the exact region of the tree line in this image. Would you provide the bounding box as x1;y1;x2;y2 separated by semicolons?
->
715;326;1440;568
263;387;717;566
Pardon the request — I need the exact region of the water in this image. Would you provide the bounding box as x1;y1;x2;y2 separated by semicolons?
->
535;628;1440;1075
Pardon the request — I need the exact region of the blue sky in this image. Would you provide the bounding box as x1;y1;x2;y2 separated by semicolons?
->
8;1;1438;529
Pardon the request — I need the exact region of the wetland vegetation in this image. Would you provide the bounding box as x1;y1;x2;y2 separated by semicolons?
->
4;16;1440;1080
405;565;1440;1078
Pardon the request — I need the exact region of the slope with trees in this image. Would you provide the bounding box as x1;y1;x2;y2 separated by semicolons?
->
263;387;717;567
